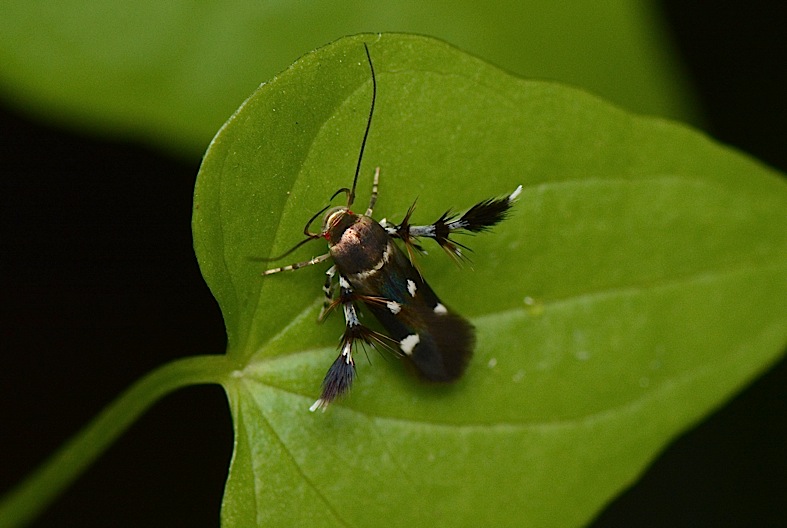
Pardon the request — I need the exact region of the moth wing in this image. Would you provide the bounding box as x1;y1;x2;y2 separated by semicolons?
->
363;243;475;381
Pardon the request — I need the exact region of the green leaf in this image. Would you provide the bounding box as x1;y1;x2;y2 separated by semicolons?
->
193;35;786;527
0;2;695;157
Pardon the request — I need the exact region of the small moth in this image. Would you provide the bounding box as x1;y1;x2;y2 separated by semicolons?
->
262;44;522;411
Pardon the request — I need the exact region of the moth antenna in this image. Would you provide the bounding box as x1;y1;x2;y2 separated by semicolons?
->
252;198;333;263
347;42;376;208
257;53;380;269
252;235;321;263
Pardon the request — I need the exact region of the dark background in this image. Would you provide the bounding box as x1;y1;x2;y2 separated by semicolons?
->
1;3;784;526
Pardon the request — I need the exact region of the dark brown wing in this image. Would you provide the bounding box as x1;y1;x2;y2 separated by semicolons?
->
357;241;474;381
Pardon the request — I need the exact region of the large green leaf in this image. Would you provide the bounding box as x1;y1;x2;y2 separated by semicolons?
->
0;2;695;157
193;35;786;527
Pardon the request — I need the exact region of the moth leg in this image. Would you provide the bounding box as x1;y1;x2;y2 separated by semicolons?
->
364;166;381;217
378;201;427;269
387;185;523;261
310;277;362;412
261;252;331;276
318;265;337;322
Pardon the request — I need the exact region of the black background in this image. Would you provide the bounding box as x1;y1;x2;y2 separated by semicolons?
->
1;3;785;526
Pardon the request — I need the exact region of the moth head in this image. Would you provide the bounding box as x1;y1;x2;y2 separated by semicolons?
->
322;206;358;244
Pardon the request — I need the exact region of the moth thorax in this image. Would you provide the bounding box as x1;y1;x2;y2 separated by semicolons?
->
329;215;389;276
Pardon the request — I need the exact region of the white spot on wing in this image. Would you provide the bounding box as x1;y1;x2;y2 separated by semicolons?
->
399;334;420;356
386;301;401;314
407;279;417;297
433;303;447;315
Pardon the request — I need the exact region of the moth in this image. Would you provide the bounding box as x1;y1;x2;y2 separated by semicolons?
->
261;43;522;411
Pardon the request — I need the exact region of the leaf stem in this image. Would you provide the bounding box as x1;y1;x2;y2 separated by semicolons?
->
0;354;231;528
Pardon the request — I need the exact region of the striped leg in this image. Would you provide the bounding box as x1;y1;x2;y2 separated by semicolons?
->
364;167;381;217
310;277;360;411
318;265;337;322
386;185;523;260
261;252;331;276
309;274;394;411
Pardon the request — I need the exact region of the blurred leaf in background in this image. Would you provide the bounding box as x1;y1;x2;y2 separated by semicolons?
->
0;1;696;158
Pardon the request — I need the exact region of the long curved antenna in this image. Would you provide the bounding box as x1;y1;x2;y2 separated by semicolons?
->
302;203;332;237
252;201;331;262
252;235;321;263
347;43;376;208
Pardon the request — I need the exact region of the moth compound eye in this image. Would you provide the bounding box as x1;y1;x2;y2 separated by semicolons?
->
323;207;347;232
